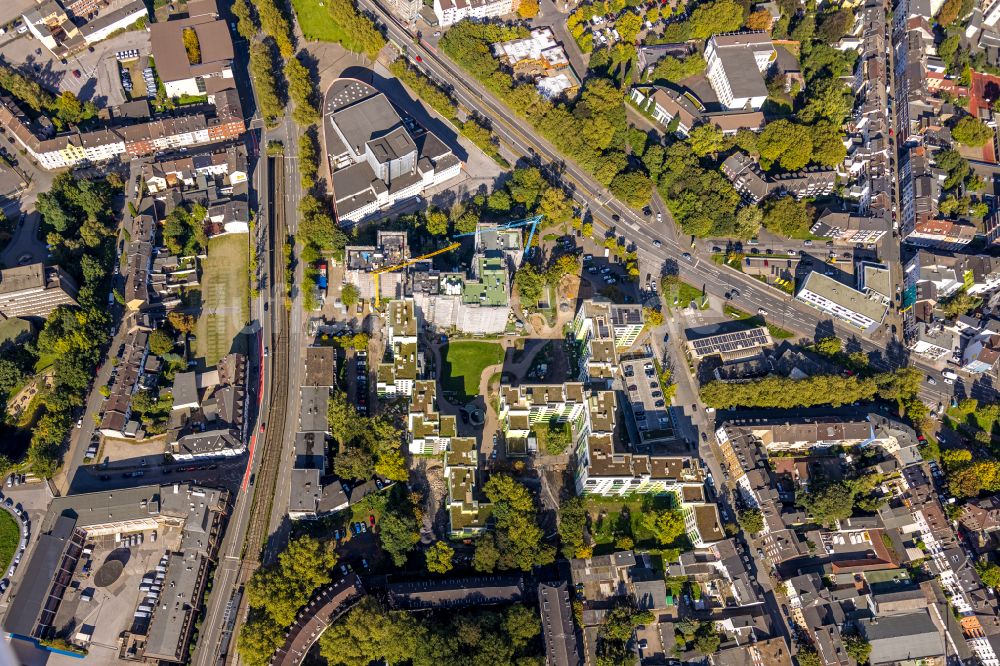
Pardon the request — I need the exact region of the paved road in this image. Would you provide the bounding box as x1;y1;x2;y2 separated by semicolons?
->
56;158;146;495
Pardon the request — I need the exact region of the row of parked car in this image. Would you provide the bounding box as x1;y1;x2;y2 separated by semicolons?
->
0;494;30;594
357;350;368;416
134;553;169;621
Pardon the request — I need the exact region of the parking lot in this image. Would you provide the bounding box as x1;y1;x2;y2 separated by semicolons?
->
48;526;184;663
621;358;672;437
0;480;50;609
0;29;150;104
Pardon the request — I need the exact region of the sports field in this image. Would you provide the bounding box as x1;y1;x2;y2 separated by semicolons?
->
197;234;249;366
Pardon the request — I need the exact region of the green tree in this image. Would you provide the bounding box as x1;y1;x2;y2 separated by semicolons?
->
687;123;725;157
148;328;175;356
799;78;852;124
249;41;283;127
816;7;853;43
797;645;822;666
810;121;848;167
762;196;813;238
285;56;319;126
487;189;512;212
515;264;546;305
254;0;294;57
687;0;745;38
609;171;652;208
298;131;319;190
474;534;500;572
802;481;855;524
640;498;686;545
508;167;547;209
426;541;455;573
334;446;374;480
953;116;994;146
559;497;587;559
941;289;982;318
424;208;450;235
737;507;764;535
340;283;359;309
757;120;814;171
379;511;421;566
976;558;1000;588
232;0;257;40
734;205;763;240
936;0;963;25
182;27;202;64
649;54;706;83
504;604;541;649
844;634;872;664
238;535;338;664
616;11;643;43
815;336;842;356
484;474;555;570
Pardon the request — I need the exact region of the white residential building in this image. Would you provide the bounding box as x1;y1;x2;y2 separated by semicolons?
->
433;0;515;27
796;271;888;332
377;299;419;398
705;32;775;110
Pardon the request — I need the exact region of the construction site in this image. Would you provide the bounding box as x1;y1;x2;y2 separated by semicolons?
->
335;217;540;334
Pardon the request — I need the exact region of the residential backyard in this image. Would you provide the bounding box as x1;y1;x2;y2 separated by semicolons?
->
196;234;250;366
440;341;504;401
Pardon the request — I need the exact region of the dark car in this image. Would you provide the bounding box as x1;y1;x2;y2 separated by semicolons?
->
72;69;81;78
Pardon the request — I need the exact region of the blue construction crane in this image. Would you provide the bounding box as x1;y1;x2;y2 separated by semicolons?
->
451;215;543;258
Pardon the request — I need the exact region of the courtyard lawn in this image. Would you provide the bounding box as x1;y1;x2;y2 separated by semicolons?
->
0;510;18;575
441;341;504;401
196;234;250;366
290;0;362;49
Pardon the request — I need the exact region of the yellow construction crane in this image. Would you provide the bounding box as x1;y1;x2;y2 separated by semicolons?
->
373;242;461;308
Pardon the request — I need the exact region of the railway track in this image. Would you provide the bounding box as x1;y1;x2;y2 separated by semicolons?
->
240;155;290;569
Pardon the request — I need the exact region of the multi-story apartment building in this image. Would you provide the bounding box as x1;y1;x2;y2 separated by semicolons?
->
377;299;419;398
796;271;889;332
721;152;836;203
142;146;248;194
704;32;776;110
0;90;244;171
629;87;765;137
573;298;644;384
0;263;79;319
906;218;976;250
810;209;890;244
407;380;458;455
433;0;516;27
444;437;492;538
499;383;589;456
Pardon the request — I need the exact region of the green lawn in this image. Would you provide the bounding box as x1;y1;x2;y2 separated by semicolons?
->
441;341;504;401
196;234;250;366
290;0;363;49
664;280;708;311
0;511;18;576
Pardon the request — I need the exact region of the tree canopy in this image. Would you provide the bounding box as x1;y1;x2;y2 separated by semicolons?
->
483;474;555;570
